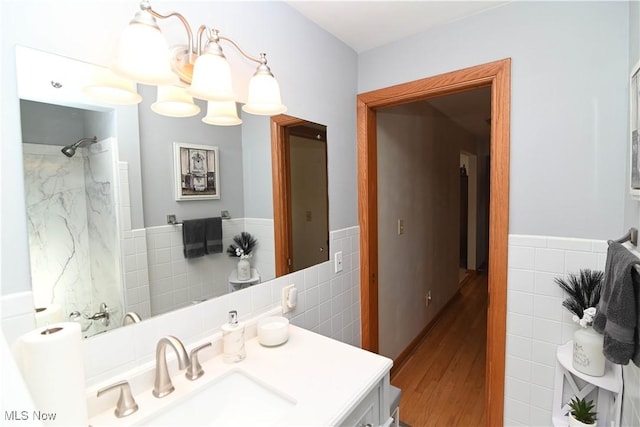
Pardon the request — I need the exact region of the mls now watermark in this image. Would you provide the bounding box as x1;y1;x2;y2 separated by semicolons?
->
5;410;57;422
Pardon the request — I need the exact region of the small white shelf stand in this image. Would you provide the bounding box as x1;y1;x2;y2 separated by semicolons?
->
228;268;260;292
552;341;623;427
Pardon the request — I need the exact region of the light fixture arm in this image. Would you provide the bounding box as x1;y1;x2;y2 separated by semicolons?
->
137;1;272;73
217;35;264;65
217;35;275;79
140;0;195;60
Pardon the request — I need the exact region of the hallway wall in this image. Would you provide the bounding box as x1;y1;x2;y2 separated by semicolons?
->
377;102;480;360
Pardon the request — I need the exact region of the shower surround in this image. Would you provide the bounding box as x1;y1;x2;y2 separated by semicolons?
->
22;140;123;336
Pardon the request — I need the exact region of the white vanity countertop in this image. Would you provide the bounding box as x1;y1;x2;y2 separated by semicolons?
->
88;325;392;426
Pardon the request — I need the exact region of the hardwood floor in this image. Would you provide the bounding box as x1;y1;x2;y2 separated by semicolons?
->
391;273;488;427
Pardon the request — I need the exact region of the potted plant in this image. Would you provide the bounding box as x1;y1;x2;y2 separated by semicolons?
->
567;396;597;427
227;232;257;281
555;269;606;376
555;269;603;321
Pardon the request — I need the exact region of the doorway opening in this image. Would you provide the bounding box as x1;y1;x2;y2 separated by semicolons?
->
271;115;329;277
357;58;510;426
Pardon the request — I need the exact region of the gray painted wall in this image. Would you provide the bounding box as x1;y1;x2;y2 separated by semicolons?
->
377;102;480;360
359;1;630;240
624;0;640;232
136;85;245;226
1;1;357;295
241;113;273;219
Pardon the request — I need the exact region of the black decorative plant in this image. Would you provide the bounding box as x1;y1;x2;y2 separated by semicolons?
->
227;232;257;259
554;269;603;318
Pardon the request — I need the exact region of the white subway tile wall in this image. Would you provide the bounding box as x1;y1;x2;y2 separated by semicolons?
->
0;225;360;385
121;229;151;319
505;235;640;427
3;231;638;425
117;162;131;233
85;225;360;384
145;218;274;317
118;162;151;319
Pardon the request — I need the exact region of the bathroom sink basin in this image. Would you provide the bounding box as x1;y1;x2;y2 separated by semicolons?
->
138;369;296;426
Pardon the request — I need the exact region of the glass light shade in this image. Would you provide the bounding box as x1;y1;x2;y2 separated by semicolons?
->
242;73;287;115
151;86;200;117
111;21;177;86
202;101;242;126
187;52;235;102
82;69;142;105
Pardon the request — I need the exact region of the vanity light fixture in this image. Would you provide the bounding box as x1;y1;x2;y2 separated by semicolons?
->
88;0;286;124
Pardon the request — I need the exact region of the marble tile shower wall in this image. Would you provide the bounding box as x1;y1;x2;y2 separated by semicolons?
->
504;235;640;427
21;143;123;335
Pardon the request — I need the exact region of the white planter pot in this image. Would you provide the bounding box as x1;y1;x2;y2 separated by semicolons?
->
569;412;596;427
572;326;605;377
237;258;251;281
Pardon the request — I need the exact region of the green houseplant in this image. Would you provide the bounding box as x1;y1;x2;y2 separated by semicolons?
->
567;396;597;427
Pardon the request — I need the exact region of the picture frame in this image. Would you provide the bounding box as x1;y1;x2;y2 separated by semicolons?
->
630;60;640;200
173;142;220;201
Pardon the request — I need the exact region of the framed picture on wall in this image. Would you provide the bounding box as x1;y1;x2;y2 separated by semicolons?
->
630;60;640;200
173;142;220;201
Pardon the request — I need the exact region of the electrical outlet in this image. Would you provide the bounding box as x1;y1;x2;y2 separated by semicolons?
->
282;284;296;314
334;251;343;273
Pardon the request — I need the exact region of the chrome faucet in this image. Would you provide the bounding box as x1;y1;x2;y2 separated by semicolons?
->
153;336;190;398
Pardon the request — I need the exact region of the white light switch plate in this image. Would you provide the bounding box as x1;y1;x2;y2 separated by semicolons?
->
334;251;343;273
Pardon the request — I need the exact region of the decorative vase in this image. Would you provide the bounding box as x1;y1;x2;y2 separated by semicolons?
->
568;412;596;427
237;258;251;281
572;326;605;377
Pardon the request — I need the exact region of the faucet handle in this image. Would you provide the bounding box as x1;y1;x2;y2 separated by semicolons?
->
97;380;139;418
186;342;212;380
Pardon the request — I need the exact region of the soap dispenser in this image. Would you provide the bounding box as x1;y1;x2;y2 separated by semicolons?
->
222;310;246;363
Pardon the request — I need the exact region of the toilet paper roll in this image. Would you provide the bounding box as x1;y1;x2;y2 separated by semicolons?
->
34;304;63;328
17;322;87;426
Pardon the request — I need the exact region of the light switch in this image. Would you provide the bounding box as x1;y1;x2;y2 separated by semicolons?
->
398;219;405;235
334;251;343;273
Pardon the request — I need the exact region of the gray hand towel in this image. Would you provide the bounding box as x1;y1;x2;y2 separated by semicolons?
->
593;241;640;366
204;217;223;254
182;219;206;258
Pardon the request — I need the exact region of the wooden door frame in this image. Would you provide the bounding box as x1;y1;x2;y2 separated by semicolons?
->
357;58;511;426
271;114;303;277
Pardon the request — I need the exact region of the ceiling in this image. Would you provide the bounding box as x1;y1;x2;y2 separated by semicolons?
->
286;1;509;53
286;0;498;140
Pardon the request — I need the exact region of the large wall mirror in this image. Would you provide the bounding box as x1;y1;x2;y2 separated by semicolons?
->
16;46;329;338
